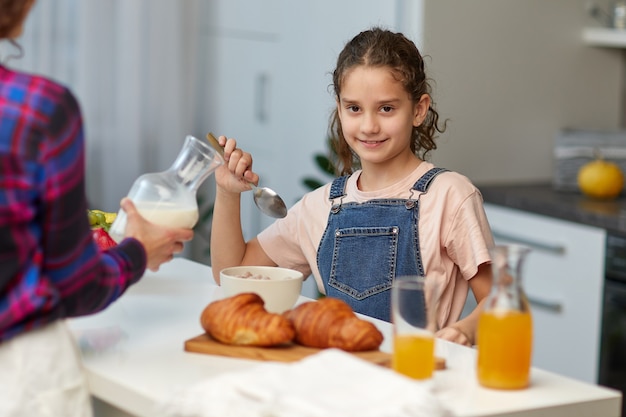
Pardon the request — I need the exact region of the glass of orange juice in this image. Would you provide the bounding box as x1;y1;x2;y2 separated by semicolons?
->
391;276;438;380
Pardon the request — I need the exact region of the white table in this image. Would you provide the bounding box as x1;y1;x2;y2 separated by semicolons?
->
67;258;622;417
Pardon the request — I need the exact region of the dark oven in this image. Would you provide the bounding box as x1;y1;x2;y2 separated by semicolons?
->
599;231;626;416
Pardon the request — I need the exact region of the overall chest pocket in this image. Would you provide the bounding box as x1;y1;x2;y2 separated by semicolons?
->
328;226;398;300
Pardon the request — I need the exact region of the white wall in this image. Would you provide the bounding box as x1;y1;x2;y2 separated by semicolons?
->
422;0;624;185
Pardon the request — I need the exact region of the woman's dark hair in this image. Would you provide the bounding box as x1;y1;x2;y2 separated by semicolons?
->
0;0;32;38
329;27;447;176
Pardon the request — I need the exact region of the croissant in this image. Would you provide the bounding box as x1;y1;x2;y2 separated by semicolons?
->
201;293;295;347
284;297;384;352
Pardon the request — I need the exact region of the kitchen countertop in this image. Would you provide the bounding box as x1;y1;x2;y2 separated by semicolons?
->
478;182;626;234
67;258;622;417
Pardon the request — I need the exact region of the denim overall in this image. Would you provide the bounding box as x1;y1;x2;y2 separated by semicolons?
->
317;167;448;322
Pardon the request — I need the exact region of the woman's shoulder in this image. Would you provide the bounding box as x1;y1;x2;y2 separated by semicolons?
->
2;65;64;92
1;65;77;111
0;66;82;158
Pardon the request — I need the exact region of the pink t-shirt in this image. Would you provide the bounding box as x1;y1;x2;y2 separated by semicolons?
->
257;162;494;326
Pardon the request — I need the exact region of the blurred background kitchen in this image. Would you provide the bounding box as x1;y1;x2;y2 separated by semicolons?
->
4;0;626;399
5;0;621;263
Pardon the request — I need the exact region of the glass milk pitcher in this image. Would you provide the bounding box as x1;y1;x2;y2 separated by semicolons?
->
108;135;224;242
477;244;533;390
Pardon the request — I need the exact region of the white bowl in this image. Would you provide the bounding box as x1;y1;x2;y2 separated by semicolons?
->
219;266;304;313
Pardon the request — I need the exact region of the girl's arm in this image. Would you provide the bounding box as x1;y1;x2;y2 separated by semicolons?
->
209;136;276;284
435;262;492;346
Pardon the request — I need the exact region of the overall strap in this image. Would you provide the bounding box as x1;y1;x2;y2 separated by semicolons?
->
412;167;449;193
329;175;349;200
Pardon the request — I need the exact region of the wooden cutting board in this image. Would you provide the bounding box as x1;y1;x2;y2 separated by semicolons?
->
184;333;445;370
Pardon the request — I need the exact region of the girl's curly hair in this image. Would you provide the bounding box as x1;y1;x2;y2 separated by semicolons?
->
329;27;447;176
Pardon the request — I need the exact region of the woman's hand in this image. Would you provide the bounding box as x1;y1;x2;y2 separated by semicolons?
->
121;198;194;271
214;135;259;194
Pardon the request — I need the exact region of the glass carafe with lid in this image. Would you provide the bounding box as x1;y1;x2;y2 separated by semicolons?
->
108;135;224;242
477;244;533;390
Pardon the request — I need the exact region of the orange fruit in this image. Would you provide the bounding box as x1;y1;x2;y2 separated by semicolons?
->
577;159;624;200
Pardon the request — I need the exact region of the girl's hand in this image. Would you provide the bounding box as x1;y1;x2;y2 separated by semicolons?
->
435;324;472;347
214;135;260;194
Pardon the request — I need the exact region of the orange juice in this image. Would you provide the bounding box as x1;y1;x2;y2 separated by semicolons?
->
392;334;435;379
477;309;533;389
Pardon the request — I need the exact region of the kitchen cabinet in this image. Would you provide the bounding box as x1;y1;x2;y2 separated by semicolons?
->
484;203;606;383
197;1;282;240
200;35;278;239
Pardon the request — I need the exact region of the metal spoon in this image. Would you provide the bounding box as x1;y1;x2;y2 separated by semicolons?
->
205;133;288;218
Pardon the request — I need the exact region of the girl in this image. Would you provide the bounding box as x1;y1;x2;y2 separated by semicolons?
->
211;27;493;346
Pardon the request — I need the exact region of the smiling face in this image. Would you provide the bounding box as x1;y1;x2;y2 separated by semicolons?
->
336;65;430;180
